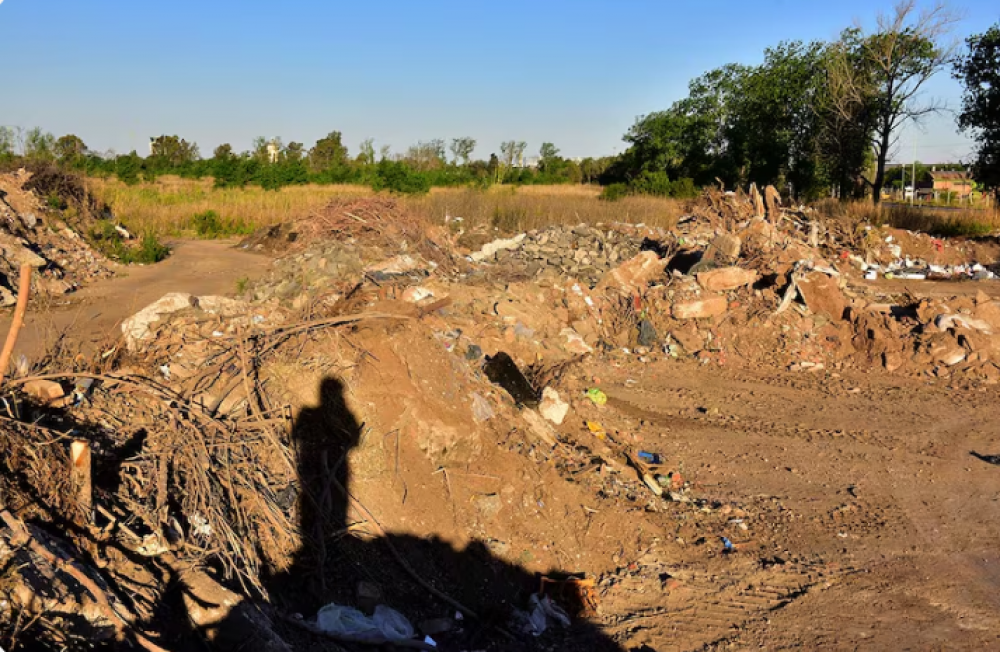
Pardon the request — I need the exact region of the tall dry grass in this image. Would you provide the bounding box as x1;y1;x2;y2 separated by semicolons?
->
87;176;371;235
409;186;685;232
88;177;687;236
815;198;1000;238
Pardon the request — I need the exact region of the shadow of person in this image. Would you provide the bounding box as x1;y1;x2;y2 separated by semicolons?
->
230;376;627;651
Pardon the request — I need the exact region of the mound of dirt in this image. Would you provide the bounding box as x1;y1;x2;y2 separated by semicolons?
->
0;168;114;304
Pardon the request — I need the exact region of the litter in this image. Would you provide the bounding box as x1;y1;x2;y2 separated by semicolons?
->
586;388;608;406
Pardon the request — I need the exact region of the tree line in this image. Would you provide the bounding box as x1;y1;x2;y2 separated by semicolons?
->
0;127;616;194
602;2;1000;205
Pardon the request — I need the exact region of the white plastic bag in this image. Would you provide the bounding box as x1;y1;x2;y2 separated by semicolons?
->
373;604;416;640
316;604;381;642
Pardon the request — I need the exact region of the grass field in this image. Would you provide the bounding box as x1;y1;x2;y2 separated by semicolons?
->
87;176;688;237
814;198;1000;238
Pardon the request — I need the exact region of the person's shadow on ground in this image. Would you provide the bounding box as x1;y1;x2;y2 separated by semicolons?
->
255;375;627;651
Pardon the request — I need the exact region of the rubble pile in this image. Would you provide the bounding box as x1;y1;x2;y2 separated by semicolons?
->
470;224;662;287
0;170;114;305
7;186;1000;650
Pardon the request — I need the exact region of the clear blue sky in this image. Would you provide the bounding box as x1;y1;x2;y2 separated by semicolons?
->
2;0;997;163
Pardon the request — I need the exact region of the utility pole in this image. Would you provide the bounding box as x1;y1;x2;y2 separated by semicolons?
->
911;140;917;207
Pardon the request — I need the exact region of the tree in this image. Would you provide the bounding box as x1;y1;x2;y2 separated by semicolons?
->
954;23;1000;199
309;131;349;171
284;142;305;162
829;1;959;204
539;142;559;162
0;127;17;160
55;134;88;164
405;140;447;170
24;128;56;161
449;137;476;165
499;141;527;181
149;135;199;166
359;138;376;166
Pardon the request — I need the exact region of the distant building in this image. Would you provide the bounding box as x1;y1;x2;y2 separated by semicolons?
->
929;170;972;200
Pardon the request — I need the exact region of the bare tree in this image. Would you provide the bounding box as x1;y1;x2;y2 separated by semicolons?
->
829;1;960;204
449;137;476;165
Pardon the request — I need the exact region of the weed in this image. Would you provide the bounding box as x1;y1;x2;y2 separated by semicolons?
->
87;219;170;264
235;276;250;294
600;184;629;201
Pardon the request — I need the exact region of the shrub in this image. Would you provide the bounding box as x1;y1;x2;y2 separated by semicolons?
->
88;219;170;264
372;160;431;195
600;183;629;201
192;210;223;237
669;177;698;199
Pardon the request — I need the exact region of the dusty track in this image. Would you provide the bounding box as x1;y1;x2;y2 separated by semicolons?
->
594;359;1000;650
2;239;270;359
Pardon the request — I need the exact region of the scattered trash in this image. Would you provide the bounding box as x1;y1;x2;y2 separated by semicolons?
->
721;537;735;553
538;387;570;425
637;451;662;465
512;594;572;636
315;603;416;644
586;388;608;406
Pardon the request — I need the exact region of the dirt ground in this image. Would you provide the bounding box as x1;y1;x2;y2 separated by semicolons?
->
593;358;1000;650
0;239;271;359
14;243;1000;650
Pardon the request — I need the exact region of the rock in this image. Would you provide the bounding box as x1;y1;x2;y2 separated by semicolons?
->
797;272;846;321
764;185;782;218
882;351;905;372
538;387;569;425
672;295;727;320
0;286;15;307
937;346;967;366
595;252;665;294
470;234;527;262
705;233;742;263
696;267;758;292
23;380;65;404
365;254;425;276
974;301;1000;330
935;313;992;333
473;494;503;521
401;286;434;303
561;327;594;355
671;324;705;353
196;296;250;317
121;293;196;349
521;409;559;447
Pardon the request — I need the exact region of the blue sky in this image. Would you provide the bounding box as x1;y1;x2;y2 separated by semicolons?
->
1;0;997;163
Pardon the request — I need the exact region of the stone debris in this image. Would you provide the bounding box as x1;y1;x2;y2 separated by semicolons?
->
0;169;115;304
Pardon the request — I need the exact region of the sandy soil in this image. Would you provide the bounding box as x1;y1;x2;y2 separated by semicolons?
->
590;358;1000;650
1;239;271;359
9;241;1000;650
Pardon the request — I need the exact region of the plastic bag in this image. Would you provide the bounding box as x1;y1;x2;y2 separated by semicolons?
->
315;603;415;643
316;604;381;642
373;605;415;640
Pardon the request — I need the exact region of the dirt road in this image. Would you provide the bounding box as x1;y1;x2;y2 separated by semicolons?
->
593;360;1000;650
3;239;271;359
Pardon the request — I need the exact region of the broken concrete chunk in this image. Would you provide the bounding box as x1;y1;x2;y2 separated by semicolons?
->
538;387;569;425
696;267;758;292
22;380;65;404
797;272;846;321
595;251;665;294
672;295;727;320
121;293;196;349
703;234;741;264
470;234;527;262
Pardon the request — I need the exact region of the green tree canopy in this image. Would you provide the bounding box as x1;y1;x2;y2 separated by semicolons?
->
954;22;1000;198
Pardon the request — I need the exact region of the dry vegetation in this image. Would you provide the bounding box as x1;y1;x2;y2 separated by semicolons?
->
814;198;1000;238
87;176;687;237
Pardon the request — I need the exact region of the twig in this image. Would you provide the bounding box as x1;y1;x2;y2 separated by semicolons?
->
0;264;33;386
0;508;169;652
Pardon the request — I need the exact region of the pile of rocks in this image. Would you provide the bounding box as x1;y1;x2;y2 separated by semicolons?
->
474;224;662;287
0;170;114;305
